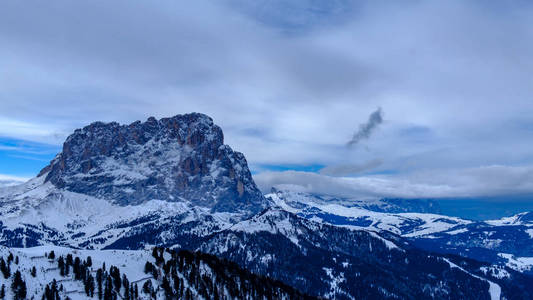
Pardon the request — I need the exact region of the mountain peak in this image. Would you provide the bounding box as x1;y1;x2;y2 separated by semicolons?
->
38;113;267;214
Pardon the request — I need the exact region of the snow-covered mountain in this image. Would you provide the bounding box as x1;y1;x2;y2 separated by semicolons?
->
0;114;269;249
1;113;532;299
38;113;267;214
267;188;533;275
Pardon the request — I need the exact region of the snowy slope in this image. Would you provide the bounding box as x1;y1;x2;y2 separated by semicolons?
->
267;189;533;273
266;189;471;237
0;245;311;300
0;246;154;299
0;176;240;249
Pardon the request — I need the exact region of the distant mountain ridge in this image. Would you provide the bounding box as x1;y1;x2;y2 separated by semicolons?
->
268;188;533;275
270;187;442;214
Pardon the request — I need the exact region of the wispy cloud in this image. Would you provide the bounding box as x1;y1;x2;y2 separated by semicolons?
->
319;158;383;176
255;164;533;199
0;174;29;182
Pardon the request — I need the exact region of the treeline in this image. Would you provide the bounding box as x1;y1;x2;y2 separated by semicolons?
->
144;247;314;300
43;250;139;300
5;248;312;300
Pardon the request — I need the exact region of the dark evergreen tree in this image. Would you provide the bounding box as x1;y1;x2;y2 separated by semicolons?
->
96;268;103;300
43;285;51;300
142;280;152;294
151;265;158;280
11;270;27;300
161;275;173;299
74;256;82;280
66;254;73;275
85;272;95;297
31;266;37;277
43;279;60;300
66;253;73;266
14;256;18;265
104;278;113;300
144;261;153;274
7;253;13;264
53;280;60;300
122;274;130;299
0;284;4;299
58;256;65;276
48;251;55;260
87;256;93;267
110;266;121;291
0;258;9;279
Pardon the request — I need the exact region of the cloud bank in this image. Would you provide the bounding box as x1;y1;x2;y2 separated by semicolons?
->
255;165;533;199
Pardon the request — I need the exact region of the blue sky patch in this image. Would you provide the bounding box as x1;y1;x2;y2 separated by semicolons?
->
0;137;59;178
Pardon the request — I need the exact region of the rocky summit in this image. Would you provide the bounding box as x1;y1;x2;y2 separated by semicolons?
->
38;113;267;214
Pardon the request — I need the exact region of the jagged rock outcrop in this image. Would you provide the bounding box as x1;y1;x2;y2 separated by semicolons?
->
38;113;267;213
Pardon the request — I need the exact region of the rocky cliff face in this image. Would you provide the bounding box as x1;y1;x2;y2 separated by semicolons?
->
38;113;267;213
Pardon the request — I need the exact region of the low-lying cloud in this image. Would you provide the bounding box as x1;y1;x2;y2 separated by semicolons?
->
254;165;533;199
319;158;383;176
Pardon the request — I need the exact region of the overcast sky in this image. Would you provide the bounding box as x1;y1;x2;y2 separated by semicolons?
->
1;0;533;199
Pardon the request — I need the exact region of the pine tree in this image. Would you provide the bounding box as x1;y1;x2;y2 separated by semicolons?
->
0;284;4;299
31;266;37;277
43;285;51;300
74;256;81;280
87;256;93;267
134;283;139;300
110;266;121;291
11;270;27;300
66;253;73;265
96;268;103;300
162;275;173;299
0;258;9;279
58;256;65;276
151;266;158;280
142;280;152;294
43;279;62;300
123;274;130;299
7;253;13;264
66;254;73;275
14;256;18;265
48;251;55;260
152;248;159;260
104;278;113;300
86;273;95;297
144;261;153;274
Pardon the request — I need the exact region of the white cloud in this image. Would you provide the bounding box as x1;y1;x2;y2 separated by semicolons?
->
254;165;533;199
0;174;29;187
